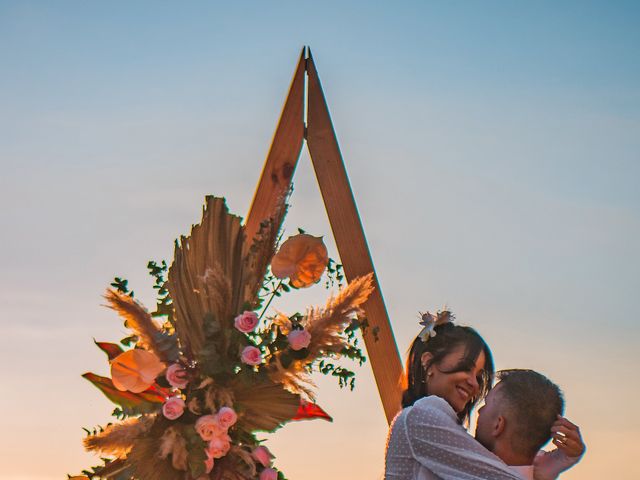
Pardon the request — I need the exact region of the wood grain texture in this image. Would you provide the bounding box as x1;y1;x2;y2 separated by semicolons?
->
305;50;403;423
244;48;306;249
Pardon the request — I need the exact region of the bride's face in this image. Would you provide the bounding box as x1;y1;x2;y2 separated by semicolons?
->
422;345;486;414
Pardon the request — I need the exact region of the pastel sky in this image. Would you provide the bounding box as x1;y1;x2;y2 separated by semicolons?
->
1;1;638;479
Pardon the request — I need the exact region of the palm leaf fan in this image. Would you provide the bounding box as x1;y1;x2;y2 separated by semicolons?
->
232;379;300;432
167;196;245;360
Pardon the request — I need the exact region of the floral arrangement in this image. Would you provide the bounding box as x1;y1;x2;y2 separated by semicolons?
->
73;195;373;480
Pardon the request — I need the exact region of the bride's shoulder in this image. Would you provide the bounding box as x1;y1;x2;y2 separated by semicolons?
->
406;395;458;424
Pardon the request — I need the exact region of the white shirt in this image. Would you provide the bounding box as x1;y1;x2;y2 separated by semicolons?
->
385;396;579;480
385;395;526;480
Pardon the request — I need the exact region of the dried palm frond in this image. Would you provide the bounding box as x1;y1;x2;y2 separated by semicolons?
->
233;379;300;432
240;189;289;310
104;289;179;363
83;416;153;457
158;426;188;471
127;434;184;480
168;196;245;359
204;385;235;413
229;446;257;478
266;273;374;395
211;454;254;480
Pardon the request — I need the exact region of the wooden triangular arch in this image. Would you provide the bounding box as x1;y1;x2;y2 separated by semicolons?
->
245;47;403;423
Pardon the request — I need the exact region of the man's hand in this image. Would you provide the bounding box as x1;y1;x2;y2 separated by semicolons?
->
551;416;585;458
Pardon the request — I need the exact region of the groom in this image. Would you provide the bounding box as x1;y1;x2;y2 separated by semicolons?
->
411;369;584;480
474;369;584;479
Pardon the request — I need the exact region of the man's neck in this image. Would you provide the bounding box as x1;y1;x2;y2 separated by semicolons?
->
494;443;535;467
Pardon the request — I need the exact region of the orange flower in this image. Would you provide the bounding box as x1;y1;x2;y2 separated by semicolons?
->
110;349;165;393
271;234;329;288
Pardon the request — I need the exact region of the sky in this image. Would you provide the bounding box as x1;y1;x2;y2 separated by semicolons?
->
1;1;639;479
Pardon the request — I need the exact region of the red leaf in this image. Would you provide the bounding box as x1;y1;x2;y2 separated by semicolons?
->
82;372;165;413
292;400;332;422
94;340;124;361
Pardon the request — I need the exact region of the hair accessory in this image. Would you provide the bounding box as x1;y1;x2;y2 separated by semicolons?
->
418;310;454;343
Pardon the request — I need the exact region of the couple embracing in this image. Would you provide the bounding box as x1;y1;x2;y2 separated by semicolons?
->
384;311;585;480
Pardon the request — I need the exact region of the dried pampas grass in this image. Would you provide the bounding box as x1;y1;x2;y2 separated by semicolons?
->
104;289;178;363
240;189;289;309
83;416;153;457
267;273;374;396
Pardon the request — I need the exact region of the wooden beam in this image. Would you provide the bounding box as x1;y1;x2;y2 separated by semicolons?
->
244;47;306;247
305;50;403;423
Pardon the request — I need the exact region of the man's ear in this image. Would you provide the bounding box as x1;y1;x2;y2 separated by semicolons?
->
493;415;506;438
420;352;434;370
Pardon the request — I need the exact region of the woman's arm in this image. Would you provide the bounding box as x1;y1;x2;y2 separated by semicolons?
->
533;417;585;480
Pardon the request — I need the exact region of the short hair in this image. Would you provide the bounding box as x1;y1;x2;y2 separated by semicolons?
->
496;369;564;457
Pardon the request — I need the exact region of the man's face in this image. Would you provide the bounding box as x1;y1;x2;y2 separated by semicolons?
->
475;383;505;451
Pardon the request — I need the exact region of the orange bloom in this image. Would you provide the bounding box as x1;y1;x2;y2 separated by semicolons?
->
271;234;328;288
110;349;165;393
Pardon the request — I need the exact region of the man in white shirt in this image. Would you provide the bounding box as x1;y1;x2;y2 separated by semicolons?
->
385;369;584;479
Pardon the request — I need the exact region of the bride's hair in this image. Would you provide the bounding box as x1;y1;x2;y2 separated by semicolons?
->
402;322;495;425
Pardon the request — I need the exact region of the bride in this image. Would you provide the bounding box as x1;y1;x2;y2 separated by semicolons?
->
384;312;584;480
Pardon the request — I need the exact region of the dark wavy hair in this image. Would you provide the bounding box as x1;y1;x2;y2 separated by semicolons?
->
402;322;495;425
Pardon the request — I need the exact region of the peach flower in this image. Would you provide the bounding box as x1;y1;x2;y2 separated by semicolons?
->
271;234;328;288
165;363;189;389
195;414;224;441
259;468;278;480
216;407;238;430
204;456;215;474
252;446;274;467
241;346;262;366
234;311;259;333
206;433;231;459
162;396;185;420
111;349;164;393
287;329;311;351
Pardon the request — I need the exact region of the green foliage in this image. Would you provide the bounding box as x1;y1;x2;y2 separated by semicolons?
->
147;260;175;326
198;313;228;377
183;426;208;478
317;360;357;390
324;258;345;289
110;277;133;297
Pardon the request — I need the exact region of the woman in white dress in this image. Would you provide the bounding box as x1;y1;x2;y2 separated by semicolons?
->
384;312;583;480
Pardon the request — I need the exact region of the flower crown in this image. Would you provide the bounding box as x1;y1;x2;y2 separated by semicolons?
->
418;309;454;342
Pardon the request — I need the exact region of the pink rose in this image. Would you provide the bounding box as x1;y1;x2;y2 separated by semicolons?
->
162;396;185;420
241;346;262;366
205;456;214;474
259;467;278;480
165;363;189;389
206;433;231;459
234;311;259;333
216;407;237;430
195;414;224;441
287;329;311;351
252;446;274;467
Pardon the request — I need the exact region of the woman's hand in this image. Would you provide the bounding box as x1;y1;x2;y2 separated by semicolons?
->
551;416;585;458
